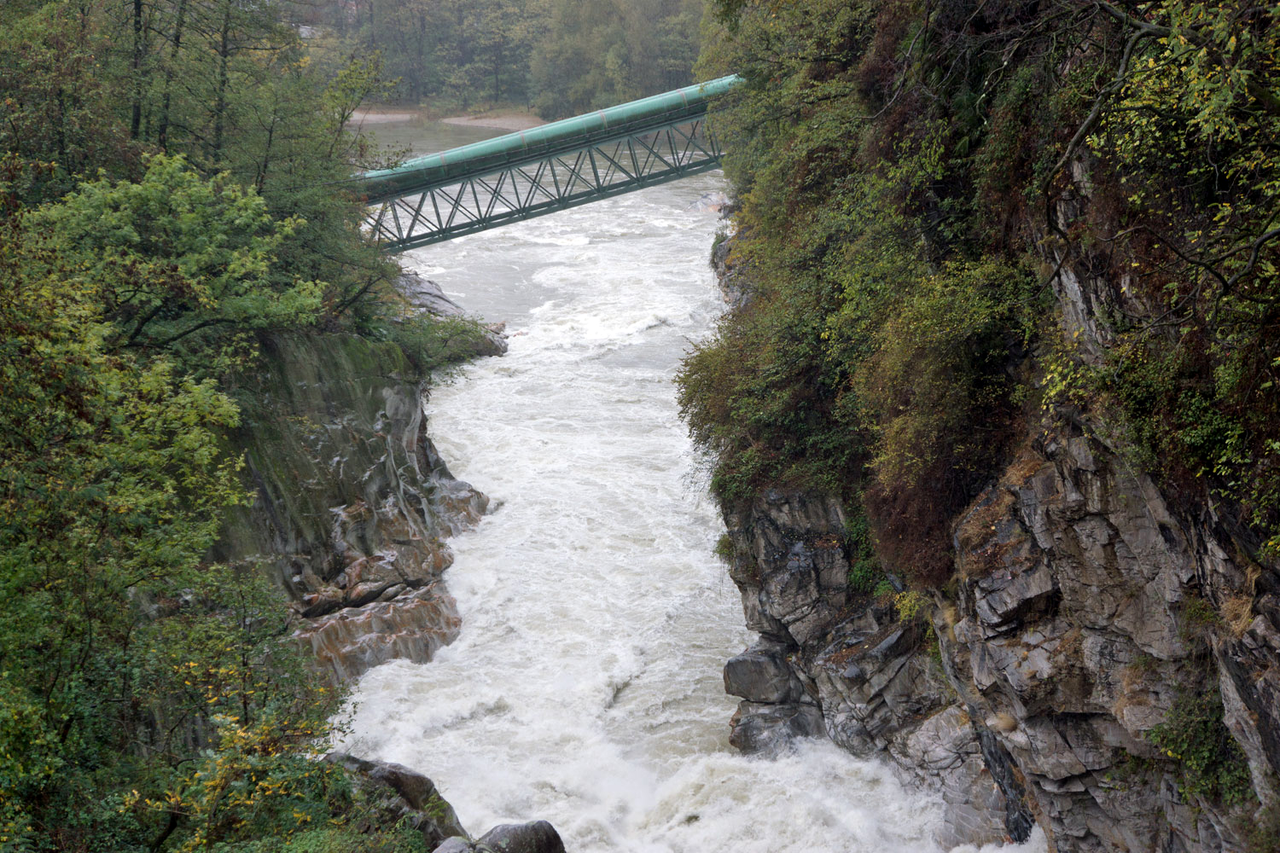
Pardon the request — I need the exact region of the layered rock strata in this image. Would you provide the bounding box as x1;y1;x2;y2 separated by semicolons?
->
213;329;494;680
713;237;1279;852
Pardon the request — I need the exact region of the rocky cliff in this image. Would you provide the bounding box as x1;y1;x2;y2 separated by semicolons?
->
713;238;1280;853
213;277;504;681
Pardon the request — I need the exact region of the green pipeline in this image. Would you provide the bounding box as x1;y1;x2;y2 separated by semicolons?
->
356;75;742;204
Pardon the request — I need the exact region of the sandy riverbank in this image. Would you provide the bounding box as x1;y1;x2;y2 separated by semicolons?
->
351;108;545;132
350;108;421;125
439;111;545;131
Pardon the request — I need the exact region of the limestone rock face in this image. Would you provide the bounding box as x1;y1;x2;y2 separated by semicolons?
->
214;332;493;680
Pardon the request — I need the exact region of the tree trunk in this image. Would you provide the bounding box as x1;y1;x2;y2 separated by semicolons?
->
130;0;144;139
211;1;232;161
157;0;187;152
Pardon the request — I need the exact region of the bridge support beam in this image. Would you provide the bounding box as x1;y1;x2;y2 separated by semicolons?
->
366;116;723;252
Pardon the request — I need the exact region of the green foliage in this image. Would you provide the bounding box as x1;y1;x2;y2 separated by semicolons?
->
1244;801;1280;853
33;154;321;366
1148;687;1256;808
1072;0;1280;558
843;511;880;594
894;590;930;623
529;0;703;118
300;0;702;118
0;10;478;836
0;2;139;202
384;312;496;375
713;532;736;563
683;0;1280;588
269;826;429;853
852;258;1035;491
0;185;245;847
679;0;1044;586
0;0;401;330
1177;594;1224;643
0;180;432;847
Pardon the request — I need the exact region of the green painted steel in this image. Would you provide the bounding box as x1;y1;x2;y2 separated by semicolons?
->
358;75;741;206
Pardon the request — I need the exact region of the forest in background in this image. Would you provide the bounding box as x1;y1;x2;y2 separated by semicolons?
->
298;0;704;117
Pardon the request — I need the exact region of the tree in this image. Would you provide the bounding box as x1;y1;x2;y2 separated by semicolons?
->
32;154;323;369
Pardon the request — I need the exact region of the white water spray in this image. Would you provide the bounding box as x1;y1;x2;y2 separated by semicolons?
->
340;143;1045;853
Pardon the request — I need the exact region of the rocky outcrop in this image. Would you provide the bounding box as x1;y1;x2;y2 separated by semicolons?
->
326;752;468;849
213;331;493;680
717;426;1279;852
719;491;842;755
710;229;751;309
712;220;1279;851
398;271;509;356
941;428;1280;853
719;488;1033;848
433;821;567;853
686;191;731;214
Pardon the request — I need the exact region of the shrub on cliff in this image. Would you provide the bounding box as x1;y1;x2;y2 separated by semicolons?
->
681;0;1280;585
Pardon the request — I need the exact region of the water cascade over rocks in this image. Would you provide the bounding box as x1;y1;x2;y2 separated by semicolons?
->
338;160;1047;853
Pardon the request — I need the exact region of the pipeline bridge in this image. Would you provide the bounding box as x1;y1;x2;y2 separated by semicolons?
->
354;75;741;253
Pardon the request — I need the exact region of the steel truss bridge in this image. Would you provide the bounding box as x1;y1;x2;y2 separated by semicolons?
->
353;76;740;253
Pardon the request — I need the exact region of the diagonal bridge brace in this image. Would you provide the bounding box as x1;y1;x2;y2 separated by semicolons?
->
350;75;740;252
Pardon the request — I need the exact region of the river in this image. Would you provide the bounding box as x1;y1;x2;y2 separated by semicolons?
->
341;119;1045;853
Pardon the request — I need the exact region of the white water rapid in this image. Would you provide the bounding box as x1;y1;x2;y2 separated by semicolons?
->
342;132;1046;853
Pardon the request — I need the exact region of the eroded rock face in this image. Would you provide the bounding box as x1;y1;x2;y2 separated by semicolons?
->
710;229;752;309
214;332;493;680
721;487;1031;847
719;490;845;756
719;424;1279;852
942;429;1280;853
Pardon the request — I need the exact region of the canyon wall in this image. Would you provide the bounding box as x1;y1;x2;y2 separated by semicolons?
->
212;299;502;681
713;236;1280;853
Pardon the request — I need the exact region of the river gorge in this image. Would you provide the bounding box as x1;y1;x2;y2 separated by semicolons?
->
323;119;1046;853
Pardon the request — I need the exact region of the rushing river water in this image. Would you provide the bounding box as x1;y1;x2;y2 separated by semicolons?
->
342;120;1045;853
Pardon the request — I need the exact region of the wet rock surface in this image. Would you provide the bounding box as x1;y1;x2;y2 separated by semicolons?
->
214;331;495;680
718;428;1279;851
433;821;567;853
327;752;467;849
709;229;751;309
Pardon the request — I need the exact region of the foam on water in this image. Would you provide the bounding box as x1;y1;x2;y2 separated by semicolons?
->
341;175;1046;853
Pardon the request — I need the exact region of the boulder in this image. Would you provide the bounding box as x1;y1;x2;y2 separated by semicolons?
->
326;753;467;849
476;821;566;853
723;638;805;704
728;700;824;755
433;821;567;853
